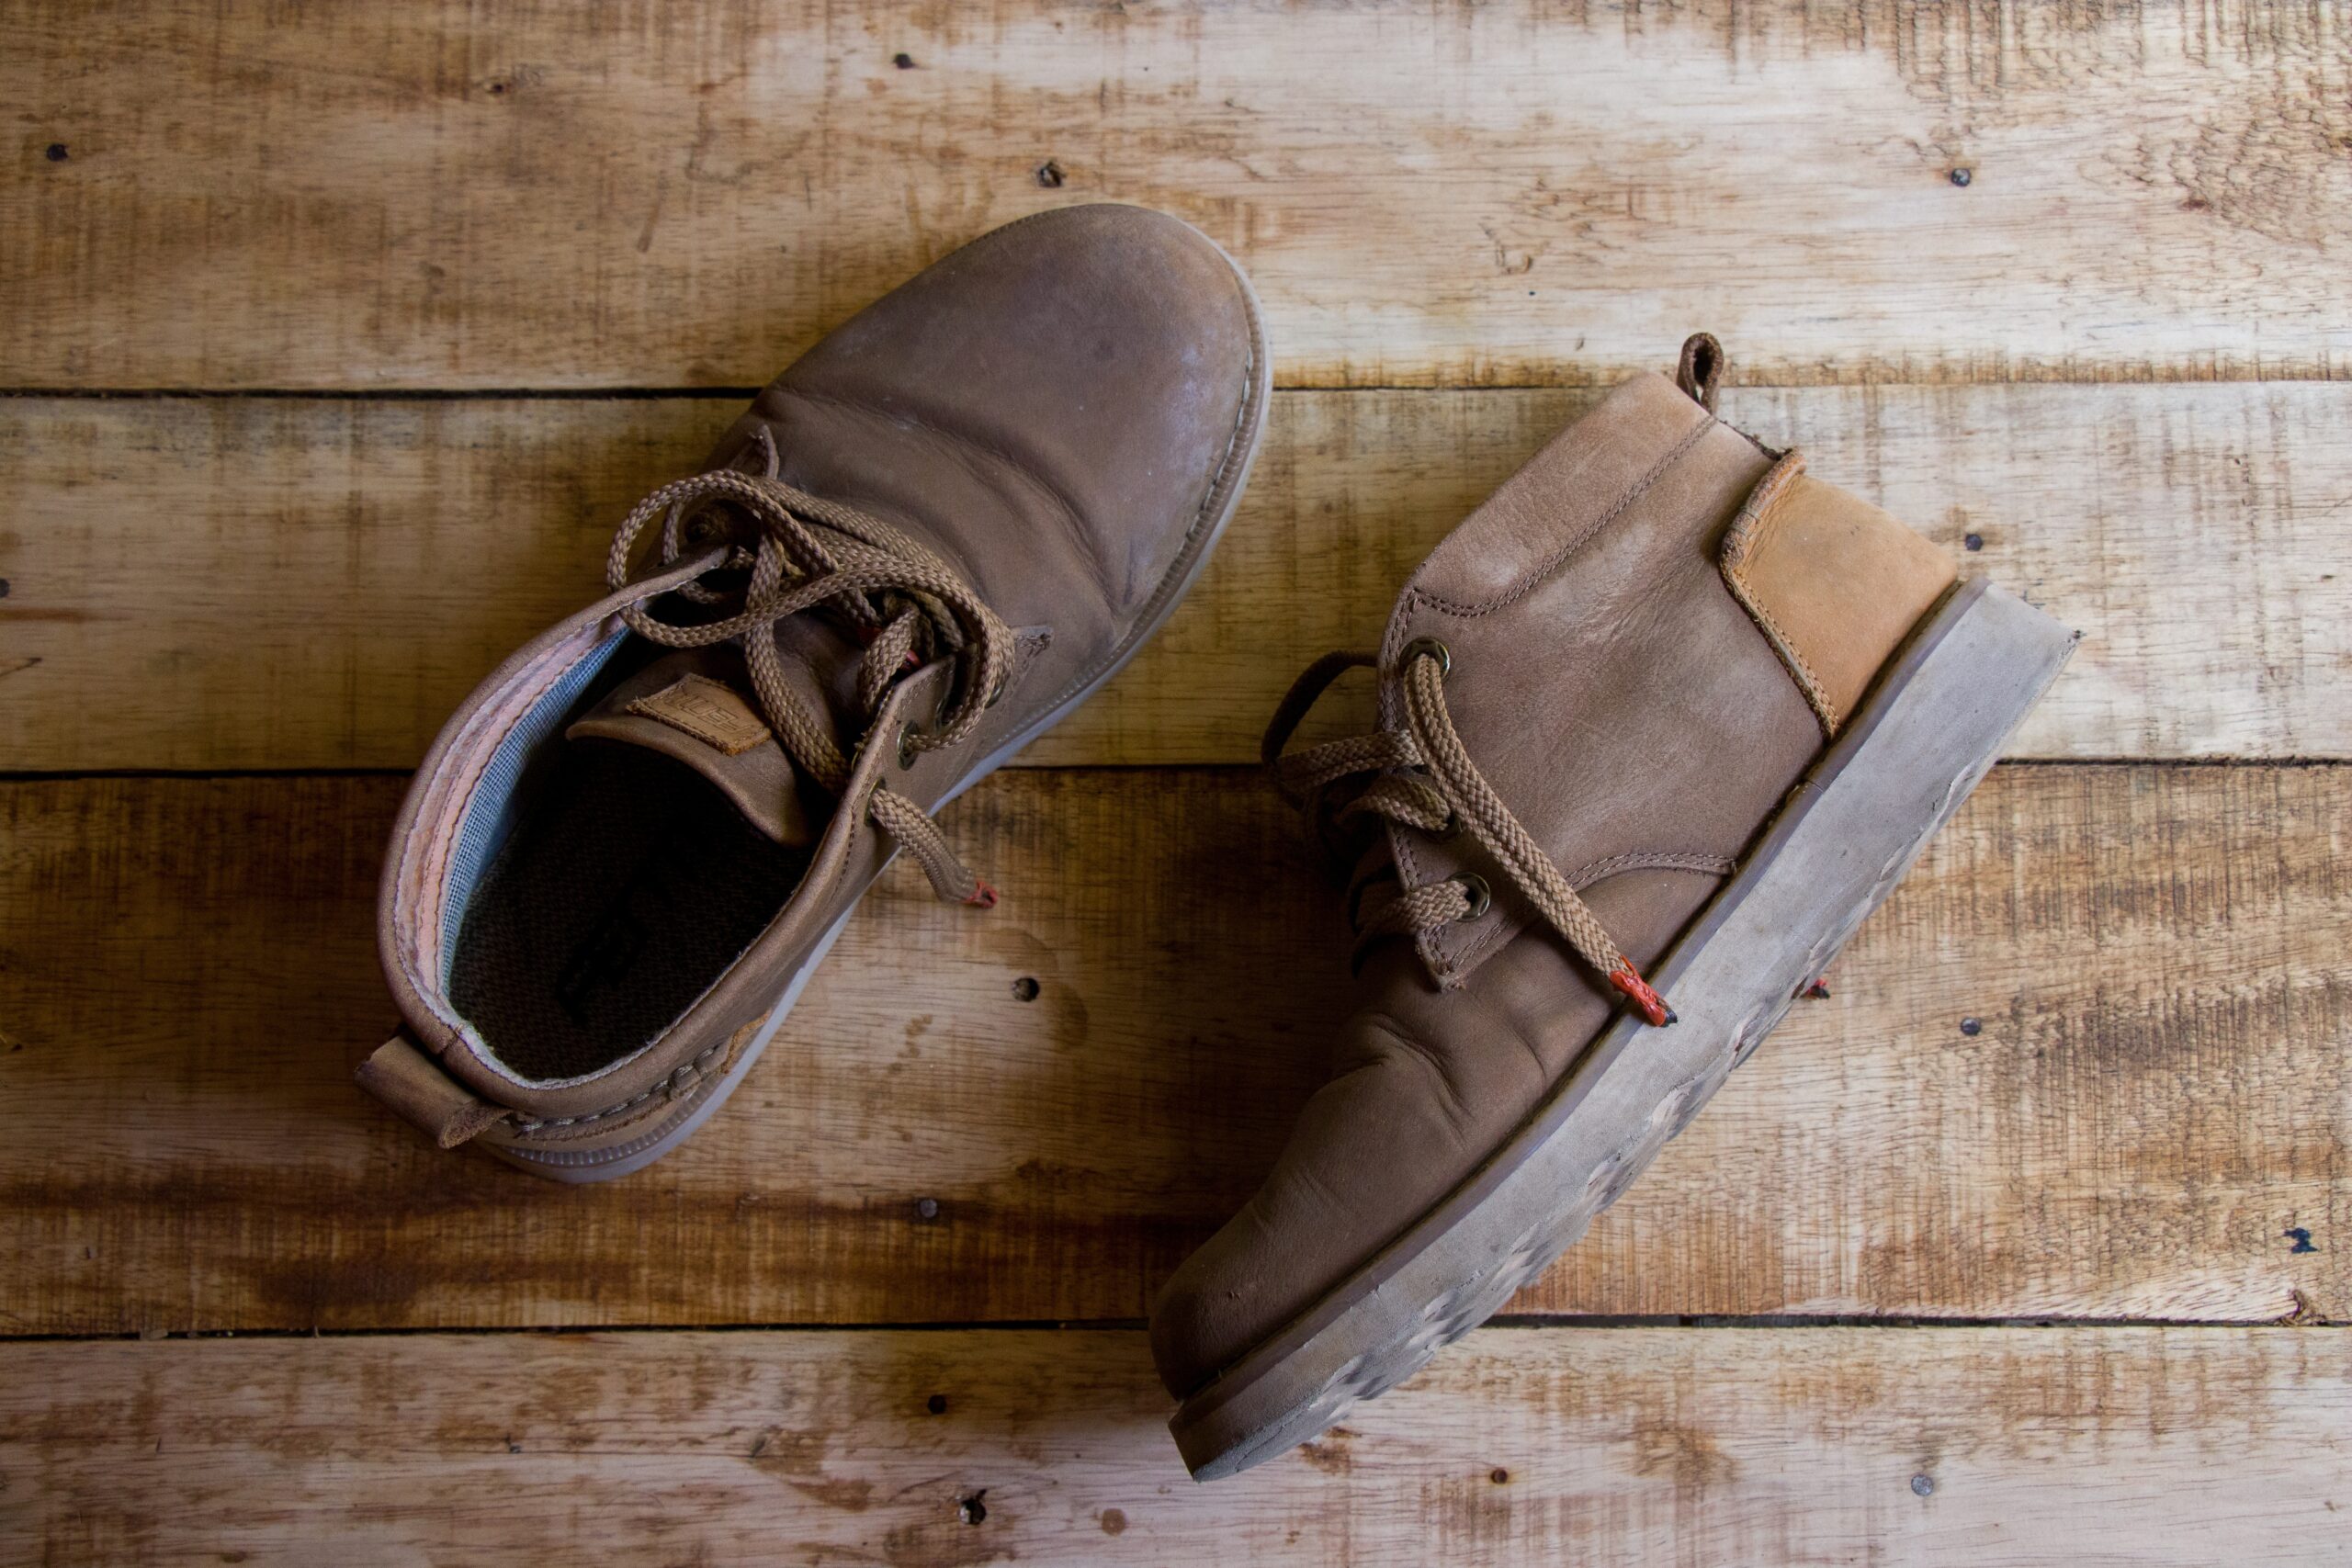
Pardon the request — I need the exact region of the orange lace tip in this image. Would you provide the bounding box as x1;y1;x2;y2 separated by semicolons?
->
1610;962;1676;1027
964;880;1000;909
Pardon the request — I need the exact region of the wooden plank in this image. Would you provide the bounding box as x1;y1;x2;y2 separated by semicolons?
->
1;764;2342;1336
4;1325;2346;1564
6;381;2348;771
5;2;2348;390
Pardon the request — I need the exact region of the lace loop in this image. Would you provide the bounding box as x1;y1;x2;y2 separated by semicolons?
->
1264;644;1676;1025
605;468;1011;908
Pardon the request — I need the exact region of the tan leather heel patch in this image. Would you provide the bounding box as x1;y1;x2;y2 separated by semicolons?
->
1720;451;1958;736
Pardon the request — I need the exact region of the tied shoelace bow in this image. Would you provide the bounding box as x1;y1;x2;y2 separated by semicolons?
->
605;462;1011;908
1264;640;1677;1027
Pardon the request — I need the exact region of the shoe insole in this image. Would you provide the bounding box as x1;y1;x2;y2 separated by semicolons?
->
447;745;814;1082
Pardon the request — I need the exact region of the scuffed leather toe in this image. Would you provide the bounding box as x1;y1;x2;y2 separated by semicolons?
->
717;204;1263;717
1150;876;1692;1401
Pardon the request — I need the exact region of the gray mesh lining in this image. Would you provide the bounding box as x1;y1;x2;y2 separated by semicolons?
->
437;631;627;987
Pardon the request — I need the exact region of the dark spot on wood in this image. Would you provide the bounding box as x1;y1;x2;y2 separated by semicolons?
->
1489;1466;1510;1484
789;1475;875;1512
1036;160;1066;188
1012;976;1040;1002
1964;533;1984;552
914;1196;940;1221
1960;1017;1982;1036
1297;1431;1353;1474
1804;979;1831;998
0;578;10;596
1100;1507;1127;1534
957;1491;988;1525
45;143;68;162
2285;1227;2317;1254
1631;1418;1735;1488
1949;167;1972;187
927;1393;948;1414
894;52;916;69
1912;1472;1935;1495
505;1436;522;1453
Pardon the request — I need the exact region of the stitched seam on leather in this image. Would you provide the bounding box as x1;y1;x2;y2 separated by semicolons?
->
509;1033;738;1133
1566;850;1737;889
1718;451;1839;738
1411;413;1717;621
1441;847;1741;983
1394;412;1715;983
1722;494;1841;738
1383;411;1721;982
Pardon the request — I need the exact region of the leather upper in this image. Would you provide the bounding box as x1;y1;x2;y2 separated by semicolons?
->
713;203;1261;728
1151;371;1841;1398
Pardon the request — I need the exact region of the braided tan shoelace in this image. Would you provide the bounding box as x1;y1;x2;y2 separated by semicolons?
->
1264;642;1676;1025
605;462;1011;908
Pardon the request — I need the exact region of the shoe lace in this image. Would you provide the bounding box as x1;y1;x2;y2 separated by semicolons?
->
1263;641;1676;1026
604;451;1010;908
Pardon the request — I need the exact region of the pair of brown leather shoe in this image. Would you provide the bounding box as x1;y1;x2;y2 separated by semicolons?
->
363;207;2072;1479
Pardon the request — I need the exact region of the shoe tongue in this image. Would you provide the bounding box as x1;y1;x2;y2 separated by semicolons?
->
563;635;864;847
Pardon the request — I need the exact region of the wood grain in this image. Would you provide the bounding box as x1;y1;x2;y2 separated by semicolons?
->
2;764;2341;1337
6;2;2349;390
6;1325;2346;1565
6;381;2348;771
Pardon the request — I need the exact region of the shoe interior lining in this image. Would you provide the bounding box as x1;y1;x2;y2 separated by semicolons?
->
443;641;814;1084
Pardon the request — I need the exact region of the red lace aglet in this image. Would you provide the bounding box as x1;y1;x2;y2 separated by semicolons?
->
963;879;1000;909
1610;961;1676;1027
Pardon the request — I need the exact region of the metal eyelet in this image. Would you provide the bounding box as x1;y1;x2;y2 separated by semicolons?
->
1454;874;1492;919
1431;808;1463;841
897;725;920;769
1400;637;1452;677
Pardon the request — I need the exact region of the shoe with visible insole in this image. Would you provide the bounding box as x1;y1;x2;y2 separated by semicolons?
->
362;205;1269;1179
1151;335;2074;1478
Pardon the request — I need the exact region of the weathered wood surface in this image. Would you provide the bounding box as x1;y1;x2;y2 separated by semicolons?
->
7;380;2347;772
6;1326;2346;1565
6;2;2349;391
3;764;2341;1337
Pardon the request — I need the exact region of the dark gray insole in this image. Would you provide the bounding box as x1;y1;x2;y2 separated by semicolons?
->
448;745;814;1082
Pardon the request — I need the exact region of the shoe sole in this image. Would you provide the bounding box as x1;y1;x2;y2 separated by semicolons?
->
1169;577;2077;1479
492;232;1274;1183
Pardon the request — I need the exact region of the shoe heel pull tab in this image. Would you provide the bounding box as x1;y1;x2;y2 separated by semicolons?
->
1675;333;1724;415
356;1029;509;1149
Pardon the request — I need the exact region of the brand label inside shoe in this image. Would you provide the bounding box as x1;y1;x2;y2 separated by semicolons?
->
626;673;773;755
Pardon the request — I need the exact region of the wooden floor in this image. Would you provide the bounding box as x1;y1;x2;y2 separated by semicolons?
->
3;3;2346;1562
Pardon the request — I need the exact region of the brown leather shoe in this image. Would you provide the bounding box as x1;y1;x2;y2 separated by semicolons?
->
362;205;1268;1180
1152;336;2074;1478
